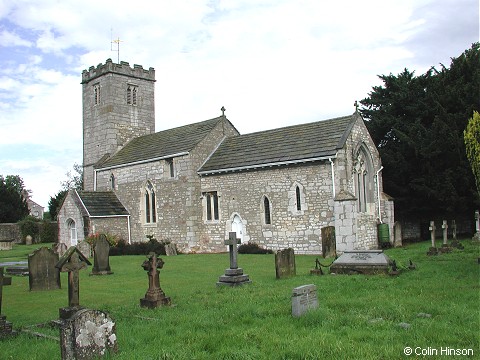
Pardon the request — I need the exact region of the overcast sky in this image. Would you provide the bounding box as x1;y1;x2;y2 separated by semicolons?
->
0;0;478;209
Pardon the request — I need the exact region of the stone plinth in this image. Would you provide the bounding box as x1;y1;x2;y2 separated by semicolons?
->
330;250;390;275
217;232;251;286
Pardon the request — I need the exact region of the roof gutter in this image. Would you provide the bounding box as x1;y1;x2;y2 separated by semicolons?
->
198;155;336;176
96;151;189;172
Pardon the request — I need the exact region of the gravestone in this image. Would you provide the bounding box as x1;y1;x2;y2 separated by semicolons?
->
28;247;61;291
53;243;68;257
217;232;251;286
292;284;318;317
56;247;91;319
330;250;390;275
140;252;171;308
77;241;92;258
25;235;33;245
0;267;13;337
165;242;177;256
427;221;438;255
439;220;451;253
275;248;296;279
394;221;403;247
321;226;336;258
310;258;323;275
91;235;113;275
59;308;117;360
450;220;464;249
0;239;14;251
473;210;480;242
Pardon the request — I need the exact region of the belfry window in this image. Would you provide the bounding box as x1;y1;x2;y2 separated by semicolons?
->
93;84;100;105
144;181;156;223
127;85;138;105
204;191;219;221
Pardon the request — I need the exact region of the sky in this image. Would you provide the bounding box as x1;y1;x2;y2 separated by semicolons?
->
0;0;478;209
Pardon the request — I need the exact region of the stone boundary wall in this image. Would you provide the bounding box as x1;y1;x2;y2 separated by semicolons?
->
401;217;474;241
0;222;58;243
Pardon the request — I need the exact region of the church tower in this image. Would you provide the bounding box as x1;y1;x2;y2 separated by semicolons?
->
81;59;155;190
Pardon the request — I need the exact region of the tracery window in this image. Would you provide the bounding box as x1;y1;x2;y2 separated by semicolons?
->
144;181;156;223
204;191;219;221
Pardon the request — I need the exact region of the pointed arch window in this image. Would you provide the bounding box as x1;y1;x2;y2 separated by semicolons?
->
127;85;138;105
295;186;302;211
67;219;77;246
110;173;115;190
264;196;271;225
145;181;156;223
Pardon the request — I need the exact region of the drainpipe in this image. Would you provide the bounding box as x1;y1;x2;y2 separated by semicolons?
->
127;215;132;244
376;166;384;223
329;158;336;198
93;169;97;191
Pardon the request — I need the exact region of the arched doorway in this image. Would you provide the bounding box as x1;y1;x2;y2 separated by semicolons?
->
67;218;78;246
231;214;245;243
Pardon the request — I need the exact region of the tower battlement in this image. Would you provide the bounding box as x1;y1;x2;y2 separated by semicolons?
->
81;58;155;84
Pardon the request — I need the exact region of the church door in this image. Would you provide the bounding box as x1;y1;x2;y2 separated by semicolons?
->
231;215;245;243
67;219;78;246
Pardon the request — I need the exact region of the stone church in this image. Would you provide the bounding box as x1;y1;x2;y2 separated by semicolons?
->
57;59;394;254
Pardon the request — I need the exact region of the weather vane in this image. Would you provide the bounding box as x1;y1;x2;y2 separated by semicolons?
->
111;28;122;64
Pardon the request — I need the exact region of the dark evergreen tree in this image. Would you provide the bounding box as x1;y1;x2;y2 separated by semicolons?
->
360;43;480;220
0;175;29;223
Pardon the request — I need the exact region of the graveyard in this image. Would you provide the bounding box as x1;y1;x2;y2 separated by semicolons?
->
0;239;478;359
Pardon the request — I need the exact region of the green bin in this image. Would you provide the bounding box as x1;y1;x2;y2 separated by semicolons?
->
378;223;390;244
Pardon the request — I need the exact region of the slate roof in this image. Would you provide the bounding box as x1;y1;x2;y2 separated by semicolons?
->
76;191;129;216
98;116;226;169
198;114;356;174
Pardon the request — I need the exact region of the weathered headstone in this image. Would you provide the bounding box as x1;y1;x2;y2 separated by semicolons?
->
275;248;296;279
0;267;13;337
217;232;251;286
91;235;113;275
427;221;438;255
450;220;464;249
140;252;171;308
164;242;177;256
292;284;318;317
28;247;61;291
25;235;33;245
53;243;68;257
0;239;14;251
55;247;91;319
330;250;390;274
393;221;403;247
439;220;451;253
321;226;336;258
59;308;117;360
77;241;92;258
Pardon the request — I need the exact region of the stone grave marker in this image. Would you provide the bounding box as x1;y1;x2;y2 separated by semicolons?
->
473;210;480;242
140;252;171;308
53;243;68;257
217;232;251;286
440;220;451;253
427;221;438;255
0;239;15;251
55;246;91;319
394;221;403;247
91;235;113;275
0;261;28;276
28;247;61;291
25;235;33;245
0;267;14;337
59;308;117;360
275;248;296;279
330;250;390;275
292;284;318;317
450;220;464;249
321;226;336;258
310;258;323;275
165;242;177;256
77;241;92;258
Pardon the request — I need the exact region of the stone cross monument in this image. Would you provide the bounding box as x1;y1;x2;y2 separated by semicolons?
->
217;232;251;286
427;221;438;255
140;252;171;308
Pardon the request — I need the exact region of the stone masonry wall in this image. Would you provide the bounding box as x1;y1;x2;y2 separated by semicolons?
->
57;191;86;247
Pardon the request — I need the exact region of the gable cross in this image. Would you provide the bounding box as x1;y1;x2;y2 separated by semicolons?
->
0;267;12;316
224;232;241;269
221;106;226;117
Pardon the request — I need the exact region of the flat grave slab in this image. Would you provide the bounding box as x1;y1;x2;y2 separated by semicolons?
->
0;261;29;276
330;250;390;275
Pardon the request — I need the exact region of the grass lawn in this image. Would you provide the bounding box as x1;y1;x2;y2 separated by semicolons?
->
0;239;479;359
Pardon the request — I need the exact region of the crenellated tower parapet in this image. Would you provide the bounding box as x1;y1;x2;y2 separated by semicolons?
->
81;59;155;84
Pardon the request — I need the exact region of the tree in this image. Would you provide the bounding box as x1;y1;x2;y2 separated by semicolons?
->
0;175;29;223
360;43;480;219
48;163;84;220
464;111;480;196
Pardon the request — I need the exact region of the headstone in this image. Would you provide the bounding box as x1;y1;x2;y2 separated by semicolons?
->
55;247;92;319
140;252;171;308
321;226;336;258
91;235;113;275
473;210;480;242
330;250;390;275
292;284;318;317
450;220;464;249
0;239;14;251
28;247;61;291
427;221;438;255
165;242;177;256
275;248;296;279
393;221;403;247
0;267;14;337
217;232;251;286
77;241;92;258
25;235;33;245
439;220;451;253
59;308;117;360
53;243;68;257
